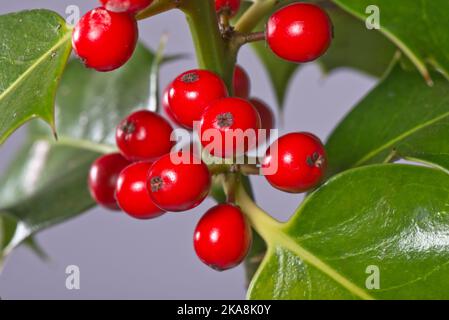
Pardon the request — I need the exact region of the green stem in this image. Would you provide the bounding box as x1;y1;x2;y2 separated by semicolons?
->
180;0;235;89
209;163;260;175
223;173;238;203
235;183;282;242
136;0;180;20
235;0;278;33
208;163;231;175
240;164;260;175
230;31;266;54
180;0;278;240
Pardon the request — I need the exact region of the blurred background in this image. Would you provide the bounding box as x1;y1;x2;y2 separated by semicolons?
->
0;1;376;299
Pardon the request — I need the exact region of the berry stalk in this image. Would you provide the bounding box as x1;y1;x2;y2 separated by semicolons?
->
235;182;282;243
161;0;286;247
235;0;277;33
136;0;181;20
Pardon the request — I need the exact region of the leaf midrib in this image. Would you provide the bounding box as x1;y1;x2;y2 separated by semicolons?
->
45;136;117;154
331;0;433;82
354;110;449;166
271;231;375;300
0;136;104;213
0;31;72;103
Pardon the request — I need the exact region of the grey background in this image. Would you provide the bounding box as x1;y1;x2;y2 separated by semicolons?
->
0;1;376;299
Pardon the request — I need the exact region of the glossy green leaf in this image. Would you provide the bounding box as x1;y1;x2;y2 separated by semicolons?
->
319;4;396;77
240;177;267;285
248;164;449;299
333;0;449;83
0;10;72;144
247;1;395;109
36;43;161;146
0;43;164;260
326;63;449;176
244;229;266;285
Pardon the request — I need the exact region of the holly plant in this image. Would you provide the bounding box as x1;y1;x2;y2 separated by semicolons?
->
1;0;449;300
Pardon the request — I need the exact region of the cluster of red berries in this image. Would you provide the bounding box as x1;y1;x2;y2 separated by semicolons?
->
88;66;327;270
81;0;331;271
72;1;332;71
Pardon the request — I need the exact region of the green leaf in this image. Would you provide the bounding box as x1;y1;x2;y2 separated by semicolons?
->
0;43;164;259
333;0;449;83
319;4;396;77
244;229;266;284
248;164;449;299
251;41;298;110
245;1;395;110
0;10;72;144
326;63;449;176
240;176;267;285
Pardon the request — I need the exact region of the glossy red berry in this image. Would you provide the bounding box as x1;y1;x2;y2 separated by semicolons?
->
249;98;275;138
147;152;211;212
167;70;228;129
262;132;327;193
72;7;138;72
162;85;180;125
116;110;174;162
194;204;251;271
199;97;261;158
215;0;241;18
233;65;251;99
266;3;333;63
116;162;165;219
99;0;153;13
88;153;131;210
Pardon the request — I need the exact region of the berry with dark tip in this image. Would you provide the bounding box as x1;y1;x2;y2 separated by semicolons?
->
166;70;228;129
147;152;211;212
116;110;175;162
262;132;327;193
199;97;261;158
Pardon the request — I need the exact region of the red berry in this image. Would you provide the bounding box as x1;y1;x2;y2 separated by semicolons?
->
147;152;211;212
88;153;131;210
162;85;179;125
72;7;138;71
215;0;241;18
194;204;251;271
249;98;275;137
266;3;333;63
199;97;261;158
116;110;174;162
99;0;153;13
233;65;251;99
262;132;327;193
167;70;228;129
116;162;165;219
